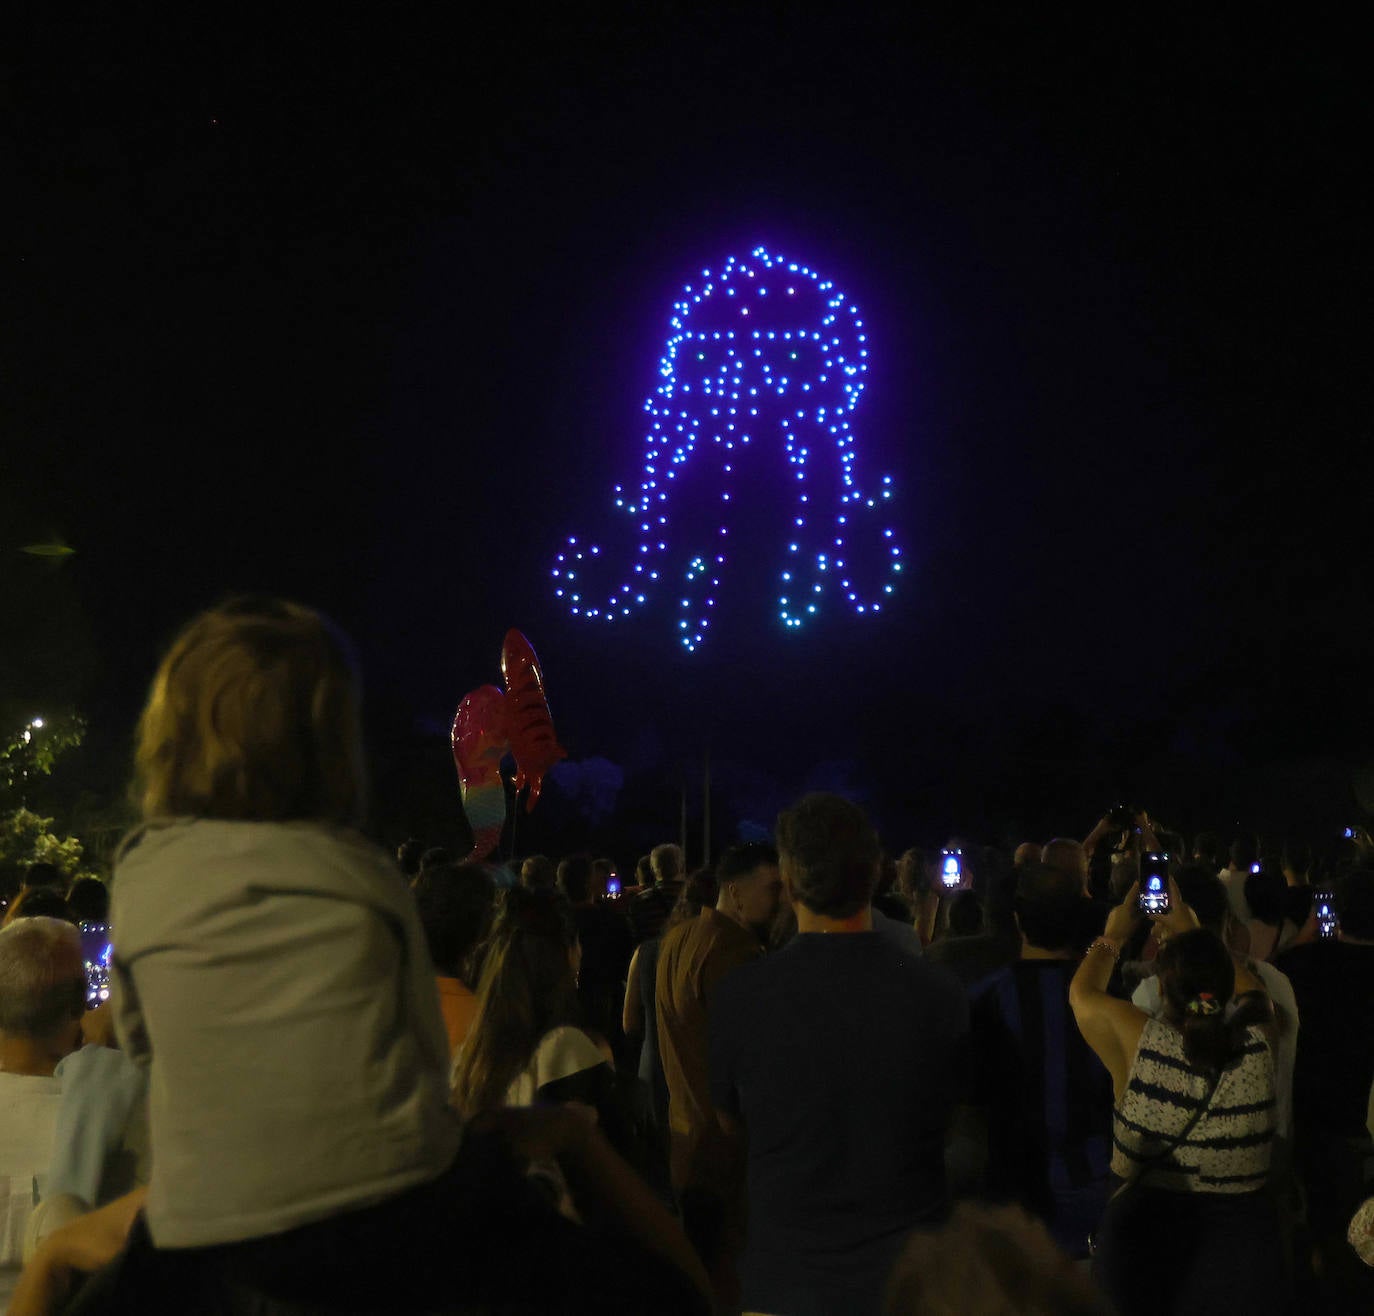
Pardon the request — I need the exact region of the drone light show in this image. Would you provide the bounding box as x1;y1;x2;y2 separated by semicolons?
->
553;245;902;651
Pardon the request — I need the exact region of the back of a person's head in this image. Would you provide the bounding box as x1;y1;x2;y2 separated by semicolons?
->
1012;841;1041;869
1014;863;1083;951
1173;865;1229;935
1337;866;1374;940
634;854;653;887
1158;929;1269;1073
1228;835;1257;871
1193;831;1221;866
452;887;580;1118
419;847;451;873
948;889;985;937
650;843;684;885
775;792;878;918
716;841;779;886
65;877;110;927
22;861;65;892
884;1202;1102;1316
0;917;85;1041
413;862;495;980
590;858;615;896
557;854;594;904
396;838;426;877
1245;865;1288;927
896;848;930;900
133;596;365;826
2;886;74;927
1281;838;1311;876
519;855;557;891
670;867;719;926
1039;838;1086;885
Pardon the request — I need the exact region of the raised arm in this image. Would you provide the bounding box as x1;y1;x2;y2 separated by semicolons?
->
1069;882;1150;1101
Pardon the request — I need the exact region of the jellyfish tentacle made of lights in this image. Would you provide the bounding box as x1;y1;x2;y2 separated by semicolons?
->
553;246;903;651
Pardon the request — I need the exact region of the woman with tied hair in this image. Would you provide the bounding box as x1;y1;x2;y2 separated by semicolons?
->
1070;876;1286;1315
22;598;708;1314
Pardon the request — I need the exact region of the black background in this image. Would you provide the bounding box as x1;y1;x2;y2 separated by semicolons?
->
2;8;1370;859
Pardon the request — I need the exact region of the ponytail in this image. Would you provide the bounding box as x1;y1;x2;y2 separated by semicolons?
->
1160;930;1270;1073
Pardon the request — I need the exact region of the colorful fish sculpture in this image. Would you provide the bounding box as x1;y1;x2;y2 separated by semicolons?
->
500;629;566;810
450;684;509;861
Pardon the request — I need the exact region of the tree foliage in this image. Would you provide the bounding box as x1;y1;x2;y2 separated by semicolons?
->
0;712;100;883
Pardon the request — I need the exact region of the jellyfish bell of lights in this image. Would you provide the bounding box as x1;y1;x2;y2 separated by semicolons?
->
551;245;903;651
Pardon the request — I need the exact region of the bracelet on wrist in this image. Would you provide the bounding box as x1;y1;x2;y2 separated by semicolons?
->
1086;937;1122;961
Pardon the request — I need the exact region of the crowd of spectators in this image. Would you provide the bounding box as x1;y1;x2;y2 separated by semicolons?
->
1;596;1372;1314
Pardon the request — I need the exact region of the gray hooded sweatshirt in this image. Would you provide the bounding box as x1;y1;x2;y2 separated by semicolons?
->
112;819;461;1248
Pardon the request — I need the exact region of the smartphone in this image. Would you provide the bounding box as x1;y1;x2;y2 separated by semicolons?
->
79;922;113;1007
1250;862;1262;874
1344;827;1360;841
940;849;962;890
1139;854;1170;915
1315;891;1338;939
605;877;622;899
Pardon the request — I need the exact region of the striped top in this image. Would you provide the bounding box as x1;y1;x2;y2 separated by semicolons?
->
1111;1017;1275;1193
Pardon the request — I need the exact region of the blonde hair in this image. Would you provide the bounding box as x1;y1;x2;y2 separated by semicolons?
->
884;1203;1101;1316
133;597;366;826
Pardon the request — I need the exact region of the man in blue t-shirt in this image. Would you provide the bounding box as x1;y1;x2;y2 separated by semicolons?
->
968;862;1114;1258
709;794;968;1316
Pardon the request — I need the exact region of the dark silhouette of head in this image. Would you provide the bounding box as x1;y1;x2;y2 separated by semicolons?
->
65;877;110;927
414;862;496;982
1014;863;1084;953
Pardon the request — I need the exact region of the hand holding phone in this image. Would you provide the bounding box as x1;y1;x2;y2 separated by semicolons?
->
79;922;113;1007
1315;891;1338;939
1138;854;1171;915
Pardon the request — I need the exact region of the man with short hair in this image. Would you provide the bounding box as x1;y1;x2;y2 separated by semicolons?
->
0;920;156;1305
629;843;685;945
969;864;1114;1257
710;795;967;1316
657;844;780;1196
1041;839;1088;892
1192;831;1222;870
519;854;557;891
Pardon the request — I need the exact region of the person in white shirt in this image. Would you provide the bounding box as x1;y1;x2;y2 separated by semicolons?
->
0;918;87;1302
1218;835;1259;926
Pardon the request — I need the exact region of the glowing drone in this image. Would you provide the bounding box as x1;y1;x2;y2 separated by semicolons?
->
553;245;902;651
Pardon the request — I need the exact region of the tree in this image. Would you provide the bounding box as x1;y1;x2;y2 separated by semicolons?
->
0;712;100;889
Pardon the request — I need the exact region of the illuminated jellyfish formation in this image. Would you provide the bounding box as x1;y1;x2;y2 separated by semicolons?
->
552;245;903;651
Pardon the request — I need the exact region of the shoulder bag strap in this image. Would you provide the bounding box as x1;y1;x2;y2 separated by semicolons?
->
1109;1066;1223;1204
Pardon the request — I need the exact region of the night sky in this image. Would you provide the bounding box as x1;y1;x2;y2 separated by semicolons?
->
3;10;1370;853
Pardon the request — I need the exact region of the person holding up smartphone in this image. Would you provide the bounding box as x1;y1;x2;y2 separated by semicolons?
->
1069;877;1285;1316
